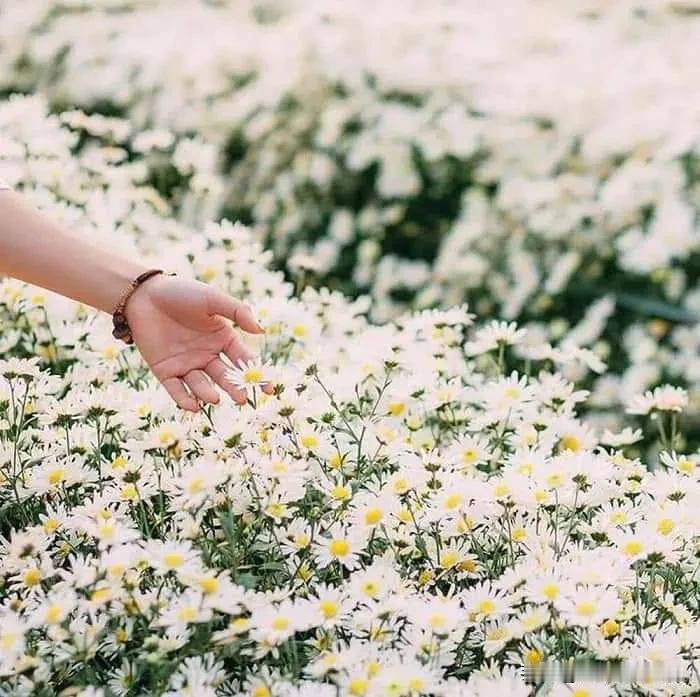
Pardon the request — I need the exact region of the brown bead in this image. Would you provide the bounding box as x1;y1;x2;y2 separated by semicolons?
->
111;269;164;344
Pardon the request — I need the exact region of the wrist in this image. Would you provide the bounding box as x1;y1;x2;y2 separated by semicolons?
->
112;269;165;344
96;259;150;315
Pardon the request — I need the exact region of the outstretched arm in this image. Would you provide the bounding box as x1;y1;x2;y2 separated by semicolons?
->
0;189;267;411
0;188;146;315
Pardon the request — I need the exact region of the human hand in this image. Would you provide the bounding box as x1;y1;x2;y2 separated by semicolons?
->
124;274;269;411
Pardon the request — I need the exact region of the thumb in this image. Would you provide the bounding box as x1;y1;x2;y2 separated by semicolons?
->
207;288;264;334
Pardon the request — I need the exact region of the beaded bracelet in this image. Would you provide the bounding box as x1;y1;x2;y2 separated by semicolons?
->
112;269;164;344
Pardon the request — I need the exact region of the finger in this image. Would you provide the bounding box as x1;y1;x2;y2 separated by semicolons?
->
205;357;249;405
183;369;220;406
223;334;255;368
207;288;263;334
161;377;199;412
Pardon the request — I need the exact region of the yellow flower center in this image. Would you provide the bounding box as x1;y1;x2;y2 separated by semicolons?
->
271;616;289;631
677;457;694;473
45;604;62;624
177;607;197;622
444;493;462;509
525;648;543;666
159;429;175;444
319;599;338;618
380;426;398;442
462;448;478;463
200;267;217;282
43;517;59;533
101;346;119;360
111;455;127;469
622;540;643;556
542;583;559;600
331;484;351;500
362;580;379;596
163;552;184;568
328;539;349;557
561;435;581;452
120;483;137;499
417;569;434;586
198;575;219;594
0;631;17;650
408;677;424;691
271;460;288;474
458;558;477;572
517;462;533;475
388;401;405;416
293;533;310;547
546;473;564;488
576;601;596;616
187;477;204;494
23;568;41;586
97;520;115;539
477;599;495;614
48;468;65;485
392;478;409;493
266;502;286;518
657;518;674;535
429;612;446;628
493;483;510;497
300;434;318;448
601;619;620;637
109;563;125;578
441;551;458;567
511;527;527;541
90;587;110;602
243;368;263;383
385;680;402;695
364;507;383;525
349;678;369;695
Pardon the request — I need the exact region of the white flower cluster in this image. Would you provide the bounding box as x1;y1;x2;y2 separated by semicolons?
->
1;97;699;696
3;0;700;416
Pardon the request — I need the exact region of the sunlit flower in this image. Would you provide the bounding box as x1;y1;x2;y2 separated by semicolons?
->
226;360;272;395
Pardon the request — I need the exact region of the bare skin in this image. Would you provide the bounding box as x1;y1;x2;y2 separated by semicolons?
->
0;189;270;411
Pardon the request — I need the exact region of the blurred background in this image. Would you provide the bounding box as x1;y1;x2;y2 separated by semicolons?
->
3;0;700;440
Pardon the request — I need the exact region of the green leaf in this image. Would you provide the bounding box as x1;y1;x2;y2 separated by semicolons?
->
236;572;259;589
613;291;699;323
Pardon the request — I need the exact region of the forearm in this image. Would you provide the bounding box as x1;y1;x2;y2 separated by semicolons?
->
0;190;148;313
